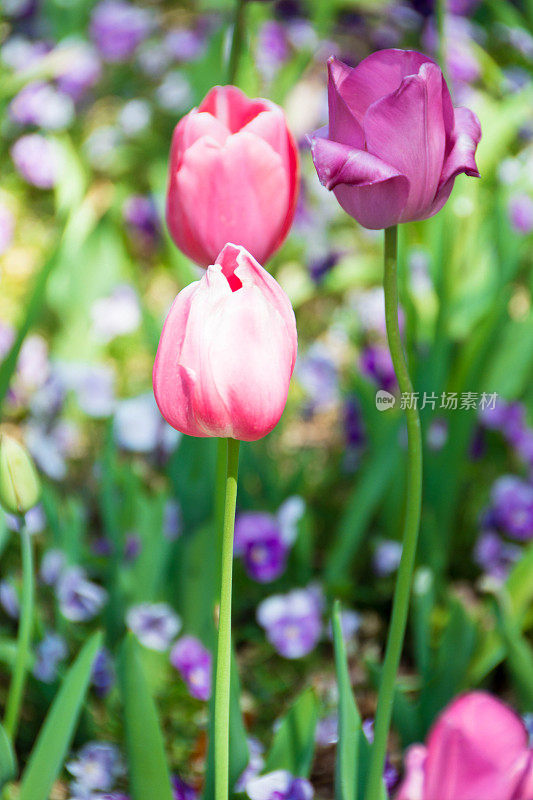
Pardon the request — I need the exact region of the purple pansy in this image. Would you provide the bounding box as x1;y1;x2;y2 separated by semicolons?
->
40;549;66;586
235;738;265;793
92;647;116;697
9;81;74;130
490;476;533;540
33;632;68;683
57;567;108;622
360;345;397;393
509;193;533;235
234;497;304;583
11;134;58;188
373;540;403;577
165;28;206;62
123;194;160;250
362;719;399;795
91;285;141;343
296;345;339;413
0;581;20;619
474;530;521;581
246;770;313;800
56;40;102;101
172;776;197;800
90;1;152;62
170;636;212;701
126;603;181;651
113;393;180;454
67;742;124;792
257;586;323;659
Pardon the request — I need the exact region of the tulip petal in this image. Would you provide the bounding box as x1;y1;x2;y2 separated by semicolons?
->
205;284;294;441
217;244;297;369
198;85;271;133
396;745;427;800
364;62;447;222
427;106;482;217
327;58;364;147
173;131;291;265
309;134;409;229
424;692;529;800
328;50;450;125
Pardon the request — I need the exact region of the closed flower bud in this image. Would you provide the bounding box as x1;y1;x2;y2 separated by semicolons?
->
153;243;297;441
0;434;41;515
166;85;299;267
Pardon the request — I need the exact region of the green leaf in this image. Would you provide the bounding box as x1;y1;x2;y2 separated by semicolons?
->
119;634;174;800
332;600;360;800
325;419;400;590
494;594;533;710
264;687;318;777
19;631;102;800
0;722;17;789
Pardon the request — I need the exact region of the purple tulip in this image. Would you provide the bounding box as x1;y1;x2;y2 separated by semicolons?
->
11;134;58;189
257;586;323;659
246;770;313;800
126;603;181;651
57;567;107;622
90;1;152;62
309;50;481;230
170;636;212;701
489;476;533;541
509;193;533;235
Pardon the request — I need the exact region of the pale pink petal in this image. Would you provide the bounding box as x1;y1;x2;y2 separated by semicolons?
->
216;244;297;370
364;62;447;222
395;745;427;800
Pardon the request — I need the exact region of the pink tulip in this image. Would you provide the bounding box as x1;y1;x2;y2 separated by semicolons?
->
166;85;299;267
310;50;482;230
153;243;297;441
396;692;533;800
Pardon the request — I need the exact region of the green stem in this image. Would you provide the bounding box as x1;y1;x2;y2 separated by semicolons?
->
227;0;246;84
214;438;240;800
435;0;447;77
215;439;228;594
4;526;34;741
364;227;423;800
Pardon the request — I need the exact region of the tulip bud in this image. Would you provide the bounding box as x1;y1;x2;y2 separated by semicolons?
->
0;434;41;515
153;243;297;441
166;85;299;267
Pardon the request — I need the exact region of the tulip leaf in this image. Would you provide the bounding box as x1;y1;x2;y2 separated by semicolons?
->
0;722;17;790
332;600;361;800
19;631;102;800
119;633;174;800
264;687;318;777
494;594;533;710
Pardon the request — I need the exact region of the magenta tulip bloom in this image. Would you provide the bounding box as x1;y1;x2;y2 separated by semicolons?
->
396;692;533;800
153;244;297;441
310;50;482;230
166;85;299;267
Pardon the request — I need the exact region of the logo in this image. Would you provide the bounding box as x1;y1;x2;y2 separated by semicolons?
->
376;390;396;410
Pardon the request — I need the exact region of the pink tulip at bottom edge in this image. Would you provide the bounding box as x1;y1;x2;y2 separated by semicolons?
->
153;243;297;442
396;691;533;800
